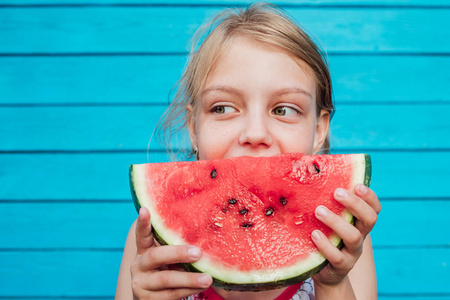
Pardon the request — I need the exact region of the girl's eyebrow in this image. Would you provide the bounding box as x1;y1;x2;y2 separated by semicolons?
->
202;85;243;97
273;87;313;99
202;85;312;99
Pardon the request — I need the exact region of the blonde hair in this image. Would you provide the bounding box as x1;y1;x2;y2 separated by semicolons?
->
156;3;334;158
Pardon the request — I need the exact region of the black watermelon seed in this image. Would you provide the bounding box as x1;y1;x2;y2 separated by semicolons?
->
265;207;274;216
228;198;237;205
313;163;320;173
241;222;253;229
210;168;217;178
280;197;287;205
222;208;228;213
239;208;248;215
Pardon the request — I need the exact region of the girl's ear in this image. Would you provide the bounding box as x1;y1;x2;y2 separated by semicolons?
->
313;109;330;154
186;104;197;148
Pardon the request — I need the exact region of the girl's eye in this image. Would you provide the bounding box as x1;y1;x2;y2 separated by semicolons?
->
272;106;299;116
212;105;236;114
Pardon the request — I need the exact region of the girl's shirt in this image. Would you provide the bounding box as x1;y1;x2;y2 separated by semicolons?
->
184;278;315;300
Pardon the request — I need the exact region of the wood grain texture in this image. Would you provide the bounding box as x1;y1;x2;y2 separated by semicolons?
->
1;104;449;151
4;0;450;6
1;7;450;53
0;248;448;296
1;55;449;104
1;1;449;298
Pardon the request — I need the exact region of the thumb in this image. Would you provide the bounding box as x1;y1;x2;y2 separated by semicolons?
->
135;207;155;255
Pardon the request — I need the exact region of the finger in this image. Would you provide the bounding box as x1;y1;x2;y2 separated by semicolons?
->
136;207;154;255
311;229;350;271
315;205;363;255
145;271;212;291
142;245;202;270
354;184;382;214
334;188;378;235
167;263;185;271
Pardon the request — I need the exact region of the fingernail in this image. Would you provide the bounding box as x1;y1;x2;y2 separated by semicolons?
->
138;207;148;220
198;274;211;287
356;184;368;195
336;188;348;199
188;246;201;259
311;230;321;240
316;206;328;218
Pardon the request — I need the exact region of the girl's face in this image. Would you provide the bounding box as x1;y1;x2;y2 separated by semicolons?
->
188;36;329;160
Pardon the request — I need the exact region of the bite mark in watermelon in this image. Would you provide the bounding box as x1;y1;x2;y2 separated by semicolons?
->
129;153;371;291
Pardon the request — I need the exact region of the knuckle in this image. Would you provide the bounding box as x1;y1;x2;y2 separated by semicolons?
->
166;289;185;300
146;248;158;265
332;254;347;267
361;211;378;229
131;277;142;296
377;202;382;214
347;230;363;246
157;272;171;287
367;211;378;226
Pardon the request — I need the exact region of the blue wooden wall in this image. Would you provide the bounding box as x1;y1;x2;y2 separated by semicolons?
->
1;1;449;299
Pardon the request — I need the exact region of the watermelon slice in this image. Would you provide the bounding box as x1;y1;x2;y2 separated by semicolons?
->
129;153;371;291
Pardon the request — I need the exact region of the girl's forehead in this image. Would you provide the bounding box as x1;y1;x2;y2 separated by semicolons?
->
202;36;317;97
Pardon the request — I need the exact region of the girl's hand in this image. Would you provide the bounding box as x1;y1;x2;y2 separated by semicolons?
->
311;184;381;286
131;207;213;300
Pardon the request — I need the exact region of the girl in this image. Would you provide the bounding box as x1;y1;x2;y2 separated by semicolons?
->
116;3;381;299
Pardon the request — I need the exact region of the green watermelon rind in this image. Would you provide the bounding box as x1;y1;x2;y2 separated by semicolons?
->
129;153;371;291
364;154;372;187
130;165;142;215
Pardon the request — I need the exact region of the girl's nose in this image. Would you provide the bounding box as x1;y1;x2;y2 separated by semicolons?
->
238;112;273;148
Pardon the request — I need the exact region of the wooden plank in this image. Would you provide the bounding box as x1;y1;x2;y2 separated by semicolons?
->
374;248;450;294
0;251;121;297
0;153;170;201
1;104;449;151
1;200;448;249
1;55;449;104
329;56;450;103
1;7;449;53
330;103;450;150
0;202;136;249
0;248;447;296
364;151;450;199
0;55;184;105
0;152;448;200
371;200;450;247
0;106;171;151
3;0;450;6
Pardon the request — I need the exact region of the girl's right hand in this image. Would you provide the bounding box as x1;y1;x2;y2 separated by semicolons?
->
131;207;213;300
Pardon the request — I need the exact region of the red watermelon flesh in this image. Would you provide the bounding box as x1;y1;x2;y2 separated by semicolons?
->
129;153;371;290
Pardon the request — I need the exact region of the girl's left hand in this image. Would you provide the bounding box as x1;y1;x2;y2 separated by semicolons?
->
311;183;381;285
